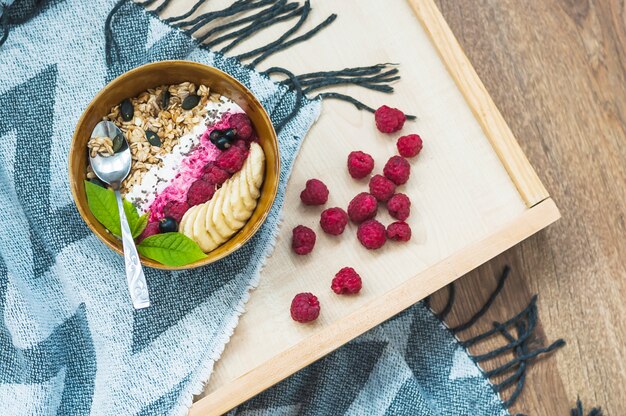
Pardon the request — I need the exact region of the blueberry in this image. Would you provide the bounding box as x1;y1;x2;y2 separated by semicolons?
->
159;217;178;233
209;130;222;143
215;137;231;150
223;128;237;140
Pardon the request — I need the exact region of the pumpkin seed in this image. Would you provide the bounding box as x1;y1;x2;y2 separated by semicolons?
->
161;90;171;109
120;99;134;121
112;133;124;153
182;94;200;110
145;130;161;147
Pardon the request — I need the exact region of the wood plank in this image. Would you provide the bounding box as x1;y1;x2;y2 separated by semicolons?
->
431;0;626;414
406;0;548;207
191;198;559;415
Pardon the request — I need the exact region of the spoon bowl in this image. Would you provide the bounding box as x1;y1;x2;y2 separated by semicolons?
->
89;121;131;187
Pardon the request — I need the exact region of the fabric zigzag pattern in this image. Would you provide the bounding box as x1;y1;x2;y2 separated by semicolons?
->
0;0;319;414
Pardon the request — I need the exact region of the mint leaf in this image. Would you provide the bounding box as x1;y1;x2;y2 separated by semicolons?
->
84;180;147;239
85;180;121;236
137;232;207;266
131;213;148;238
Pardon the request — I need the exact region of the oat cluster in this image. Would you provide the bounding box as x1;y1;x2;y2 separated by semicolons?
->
87;136;114;158
86;82;220;194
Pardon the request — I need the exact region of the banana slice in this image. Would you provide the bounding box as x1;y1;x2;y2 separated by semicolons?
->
239;165;256;211
248;142;265;190
245;155;260;199
229;173;248;222
211;184;235;239
222;178;246;230
193;203;219;252
204;192;225;245
181;205;200;237
181;142;266;253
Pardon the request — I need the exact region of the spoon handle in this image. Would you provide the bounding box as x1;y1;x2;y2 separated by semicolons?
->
115;190;150;309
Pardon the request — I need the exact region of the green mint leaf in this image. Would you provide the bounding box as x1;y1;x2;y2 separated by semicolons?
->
137;232;207;267
84;180;121;236
84;180;147;239
131;213;149;238
123;199;147;238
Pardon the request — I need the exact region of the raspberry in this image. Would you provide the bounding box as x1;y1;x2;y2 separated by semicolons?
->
187;179;216;207
331;267;362;294
292;225;316;255
383;156;411;185
290;292;320;323
397;134;423;158
229;112;254;141
136;221;159;243
357;219;386;250
347;151;374;179
375;105;406;133
202;162;230;186
387;221;412;241
347;192;378;224
320;207;348;235
162;200;189;223
387;193;411;221
369;174;396;202
300;179;329;206
215;146;247;174
233;139;249;151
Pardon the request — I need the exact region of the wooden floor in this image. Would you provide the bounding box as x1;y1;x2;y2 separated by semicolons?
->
429;1;626;414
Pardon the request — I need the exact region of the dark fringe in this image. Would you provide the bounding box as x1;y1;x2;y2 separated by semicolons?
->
429;266;566;410
102;0;416;131
570;398;603;416
0;0;50;48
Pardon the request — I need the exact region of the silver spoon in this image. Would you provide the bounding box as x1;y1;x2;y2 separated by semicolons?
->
89;121;150;309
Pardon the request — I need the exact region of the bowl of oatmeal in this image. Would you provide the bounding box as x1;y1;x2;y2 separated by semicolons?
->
69;61;279;270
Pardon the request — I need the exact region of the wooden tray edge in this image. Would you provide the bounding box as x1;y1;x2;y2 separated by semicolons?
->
191;198;561;415
408;0;549;207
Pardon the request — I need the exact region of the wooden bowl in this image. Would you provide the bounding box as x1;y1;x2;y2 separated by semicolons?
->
69;61;279;270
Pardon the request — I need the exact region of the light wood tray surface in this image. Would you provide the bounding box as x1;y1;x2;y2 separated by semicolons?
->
150;0;560;414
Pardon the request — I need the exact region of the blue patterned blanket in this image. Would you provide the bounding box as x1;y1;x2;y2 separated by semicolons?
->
0;1;572;415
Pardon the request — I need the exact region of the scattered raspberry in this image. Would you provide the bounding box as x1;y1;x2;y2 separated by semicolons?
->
357;219;387;250
290;292;320;323
369;174;396;202
162;200;189;223
136;221;159;243
387;193;411;221
201;162;230;186
383;156;411;185
347;192;378;224
387;221;412;242
397;134;423;158
300;179;329;206
331;267;362;294
375;105;406;133
187;179;215;207
215;146;247;174
347;151;374;179
229;112;254;141
292;225;316;255
320;207;348;235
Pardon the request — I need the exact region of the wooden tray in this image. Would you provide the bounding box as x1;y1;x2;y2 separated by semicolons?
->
187;0;560;413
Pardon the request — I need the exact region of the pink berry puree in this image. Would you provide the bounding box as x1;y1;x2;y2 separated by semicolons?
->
124;95;249;221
